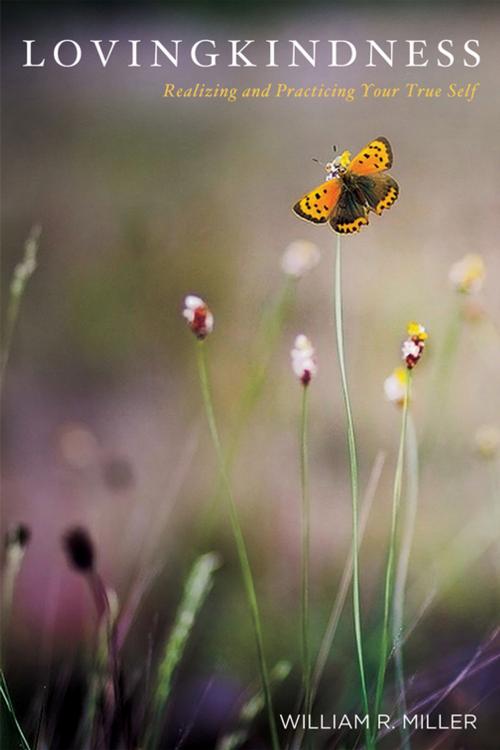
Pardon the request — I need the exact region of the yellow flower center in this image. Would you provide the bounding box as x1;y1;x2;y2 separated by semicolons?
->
407;321;428;340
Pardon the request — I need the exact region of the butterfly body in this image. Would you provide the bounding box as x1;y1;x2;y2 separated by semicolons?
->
293;137;399;234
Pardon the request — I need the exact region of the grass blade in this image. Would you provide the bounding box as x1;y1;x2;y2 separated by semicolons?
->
217;661;292;750
0;670;31;750
291;452;385;750
146;552;221;749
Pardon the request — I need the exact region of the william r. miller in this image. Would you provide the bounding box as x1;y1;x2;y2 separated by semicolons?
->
280;713;478;731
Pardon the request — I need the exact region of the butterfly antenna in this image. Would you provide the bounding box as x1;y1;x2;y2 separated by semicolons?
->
332;144;338;153
312;157;324;167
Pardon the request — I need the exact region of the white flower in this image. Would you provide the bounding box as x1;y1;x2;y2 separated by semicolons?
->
291;334;317;386
281;240;320;278
401;339;421;361
401;321;428;369
449;254;485;294
384;367;409;406
182;295;214;339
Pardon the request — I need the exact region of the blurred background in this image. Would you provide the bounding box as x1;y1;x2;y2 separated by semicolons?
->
2;1;500;748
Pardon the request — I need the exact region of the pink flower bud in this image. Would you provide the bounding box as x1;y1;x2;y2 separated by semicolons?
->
183;295;214;340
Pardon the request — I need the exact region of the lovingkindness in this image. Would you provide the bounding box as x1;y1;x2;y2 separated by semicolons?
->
23;37;480;68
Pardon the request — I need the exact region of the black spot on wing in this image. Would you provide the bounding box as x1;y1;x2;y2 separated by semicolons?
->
293;200;328;224
375;136;393;168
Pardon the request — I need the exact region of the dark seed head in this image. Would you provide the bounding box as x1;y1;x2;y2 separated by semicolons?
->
5;523;31;549
63;527;95;572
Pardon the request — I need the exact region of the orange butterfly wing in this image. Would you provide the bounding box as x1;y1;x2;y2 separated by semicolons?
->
293;178;342;224
348;137;393;176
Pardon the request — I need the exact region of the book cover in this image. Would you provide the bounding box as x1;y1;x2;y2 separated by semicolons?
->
1;2;499;749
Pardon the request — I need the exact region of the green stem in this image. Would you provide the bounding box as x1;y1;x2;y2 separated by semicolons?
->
311;452;384;699
333;237;371;745
392;414;418;750
1;226;41;395
292;453;385;750
300;385;311;720
372;371;412;741
195;278;295;549
196;343;280;750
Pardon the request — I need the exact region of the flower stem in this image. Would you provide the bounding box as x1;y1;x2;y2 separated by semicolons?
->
291;453;385;750
194;278;295;549
392;413;418;750
300;385;311;721
372;371;412;741
196;342;280;750
333;236;371;746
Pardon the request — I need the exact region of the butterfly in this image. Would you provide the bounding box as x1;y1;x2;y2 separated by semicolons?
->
292;136;399;234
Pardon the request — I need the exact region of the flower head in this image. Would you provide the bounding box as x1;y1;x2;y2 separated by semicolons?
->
402;321;428;369
4;523;31;574
384;367;410;407
474;425;500;460
63;527;95;572
183;295;214;340
291;334;317;386
449;254;485;294
5;523;31;551
406;322;428;341
281;240;320;278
